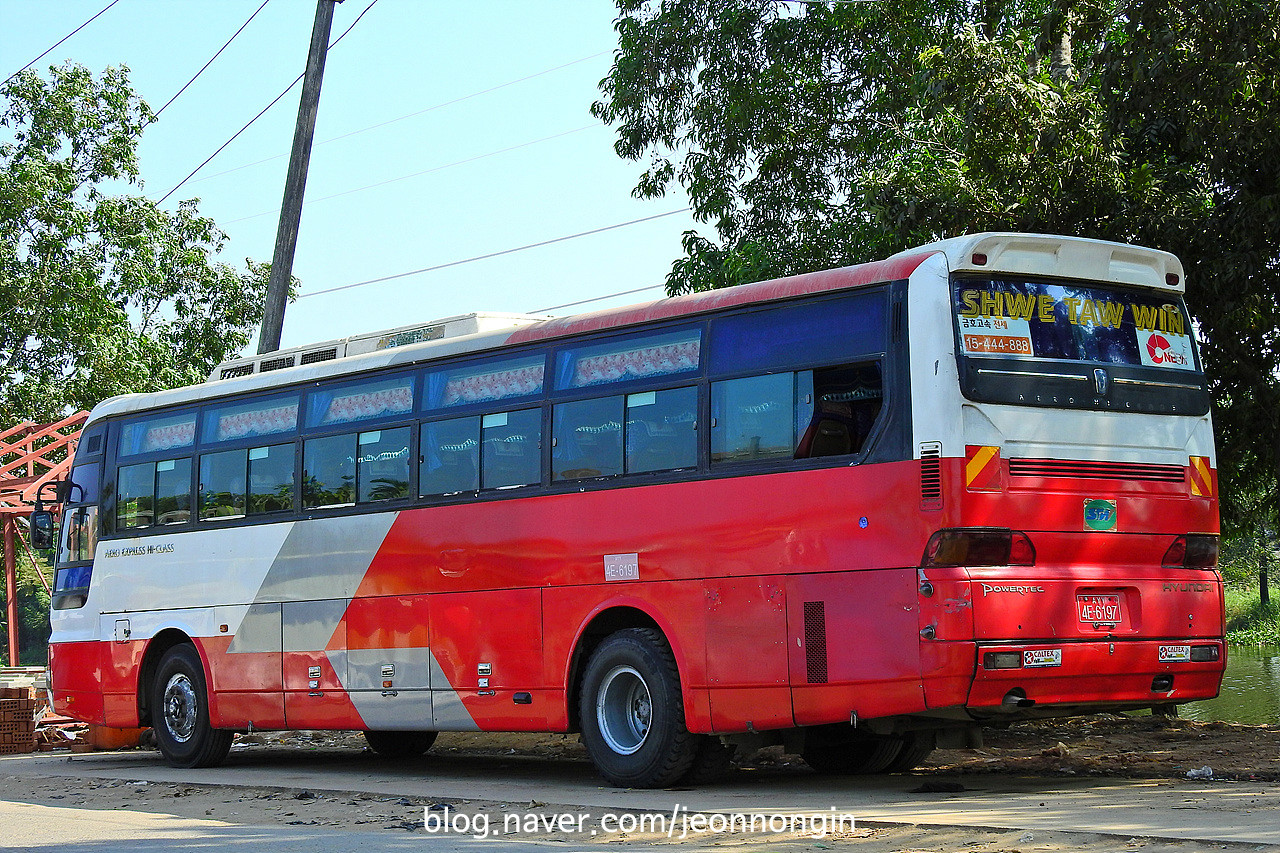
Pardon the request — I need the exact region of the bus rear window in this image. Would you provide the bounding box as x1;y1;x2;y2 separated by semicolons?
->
955;279;1197;370
953;278;1209;414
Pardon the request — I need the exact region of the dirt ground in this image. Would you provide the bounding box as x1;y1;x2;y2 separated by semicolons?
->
4;714;1279;851
421;712;1280;783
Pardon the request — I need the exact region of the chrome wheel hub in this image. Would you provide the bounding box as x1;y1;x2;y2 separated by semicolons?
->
596;665;651;755
162;673;198;743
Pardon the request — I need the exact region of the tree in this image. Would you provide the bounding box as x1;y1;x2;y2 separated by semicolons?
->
594;0;1280;552
0;63;279;427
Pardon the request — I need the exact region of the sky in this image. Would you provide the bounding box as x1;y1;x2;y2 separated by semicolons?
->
2;0;700;357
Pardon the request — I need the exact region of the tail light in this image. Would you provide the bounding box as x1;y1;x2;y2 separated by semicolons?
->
1162;534;1218;569
922;528;1036;568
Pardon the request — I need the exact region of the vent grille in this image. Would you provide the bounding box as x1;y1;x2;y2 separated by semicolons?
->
1009;458;1185;483
920;441;943;510
803;601;829;684
300;347;339;365
259;355;296;373
219;364;254;380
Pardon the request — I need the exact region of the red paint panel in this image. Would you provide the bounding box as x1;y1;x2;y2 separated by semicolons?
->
283;691;363;731
786;571;926;727
456;689;558;731
506;254;931;345
966;568;1223;642
201;635;286;729
951;455;1219;536
968;640;1225;708
704;578;792;731
919;641;976;710
345;595;430;651
99;638;145;727
430;588;542;690
366;463;929;596
49;640;105;694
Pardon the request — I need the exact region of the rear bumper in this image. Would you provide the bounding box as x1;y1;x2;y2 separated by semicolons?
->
966;638;1224;713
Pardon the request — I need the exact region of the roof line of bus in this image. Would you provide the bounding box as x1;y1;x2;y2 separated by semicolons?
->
86;251;935;422
505;252;933;345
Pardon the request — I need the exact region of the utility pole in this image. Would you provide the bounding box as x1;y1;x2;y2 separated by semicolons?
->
258;0;342;355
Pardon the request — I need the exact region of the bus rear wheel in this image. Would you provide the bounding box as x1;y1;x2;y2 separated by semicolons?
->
802;726;902;775
363;730;438;758
150;644;233;768
883;732;934;772
579;628;696;788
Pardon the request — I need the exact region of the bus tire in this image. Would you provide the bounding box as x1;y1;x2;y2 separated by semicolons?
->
883;732;934;773
802;726;902;775
150;644;233;768
579;628;696;788
363;730;438;758
680;735;735;785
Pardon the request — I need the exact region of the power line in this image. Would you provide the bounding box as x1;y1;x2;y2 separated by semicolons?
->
2;0;123;87
222;123;601;225
296;208;692;300
157;0;379;205
531;285;666;314
152;0;273;120
191;50;611;185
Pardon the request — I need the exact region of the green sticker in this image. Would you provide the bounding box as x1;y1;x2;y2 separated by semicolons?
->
1084;499;1118;532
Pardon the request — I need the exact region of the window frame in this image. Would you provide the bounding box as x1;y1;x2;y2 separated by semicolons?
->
94;285;901;535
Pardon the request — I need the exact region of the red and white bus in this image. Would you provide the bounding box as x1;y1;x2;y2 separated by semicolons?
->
42;233;1224;787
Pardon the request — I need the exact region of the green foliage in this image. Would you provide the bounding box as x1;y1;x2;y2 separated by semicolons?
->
16;553;51;666
1219;530;1275;589
1224;586;1280;646
595;0;1280;531
0;63;277;426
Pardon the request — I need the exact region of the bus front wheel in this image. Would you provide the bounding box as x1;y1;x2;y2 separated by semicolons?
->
149;644;233;768
579;628;696;788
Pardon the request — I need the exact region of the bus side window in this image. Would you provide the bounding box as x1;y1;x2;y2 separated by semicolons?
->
625;386;697;473
117;458;191;529
795;362;884;459
421;417;481;496
303;434;356;508
711;374;795;464
154;458;192;525
249;443;295;513
200;449;247;520
481;409;541;489
357;427;411;502
553;397;623;481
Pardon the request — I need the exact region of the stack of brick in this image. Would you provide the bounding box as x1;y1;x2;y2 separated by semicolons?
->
0;687;37;754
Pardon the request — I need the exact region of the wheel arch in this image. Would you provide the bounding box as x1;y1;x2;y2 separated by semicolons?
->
137;628;202;727
564;599;693;733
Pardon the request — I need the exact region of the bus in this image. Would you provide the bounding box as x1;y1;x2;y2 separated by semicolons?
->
40;233;1224;788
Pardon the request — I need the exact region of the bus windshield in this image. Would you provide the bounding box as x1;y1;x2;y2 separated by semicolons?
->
953;277;1209;414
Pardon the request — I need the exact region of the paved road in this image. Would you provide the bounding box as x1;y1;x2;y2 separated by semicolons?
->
2;747;1278;848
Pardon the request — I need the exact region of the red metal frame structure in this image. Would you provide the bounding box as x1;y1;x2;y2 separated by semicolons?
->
0;413;87;666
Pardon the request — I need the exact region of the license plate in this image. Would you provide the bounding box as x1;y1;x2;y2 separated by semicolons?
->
1159;645;1191;662
1077;593;1123;625
1024;648;1062;668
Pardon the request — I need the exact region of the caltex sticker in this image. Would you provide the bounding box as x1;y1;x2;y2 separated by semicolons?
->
1159;645;1191;662
1023;649;1063;668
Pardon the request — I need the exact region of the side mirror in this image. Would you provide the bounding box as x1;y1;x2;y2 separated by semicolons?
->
29;509;55;551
